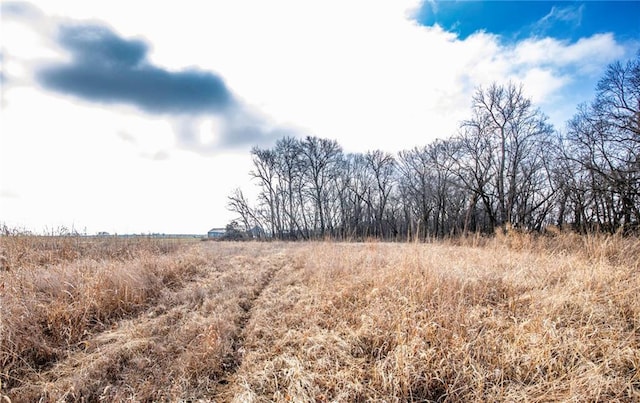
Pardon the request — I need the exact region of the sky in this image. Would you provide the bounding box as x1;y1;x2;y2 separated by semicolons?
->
1;1;638;235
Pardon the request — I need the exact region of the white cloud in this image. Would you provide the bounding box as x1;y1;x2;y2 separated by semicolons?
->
514;34;625;72
538;4;584;26
520;68;567;103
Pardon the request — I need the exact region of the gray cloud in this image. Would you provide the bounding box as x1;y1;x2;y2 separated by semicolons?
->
116;130;136;144
218;106;298;149
5;4;292;152
38;24;233;115
172;113;290;153
0;52;5;85
150;150;170;161
1;1;43;19
0;189;20;199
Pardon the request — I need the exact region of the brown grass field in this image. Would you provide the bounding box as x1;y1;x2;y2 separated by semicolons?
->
1;232;639;402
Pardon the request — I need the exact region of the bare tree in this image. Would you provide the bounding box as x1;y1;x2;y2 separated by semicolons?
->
250;147;281;237
398;146;435;239
274;137;304;239
339;153;370;239
227;188;261;235
461;82;556;231
448;125;497;233
299;136;342;238
564;53;640;232
364;150;396;237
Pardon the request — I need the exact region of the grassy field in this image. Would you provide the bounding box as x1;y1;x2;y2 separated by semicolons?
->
1;232;639;401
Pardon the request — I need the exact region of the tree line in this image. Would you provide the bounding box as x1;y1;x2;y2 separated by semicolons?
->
228;54;640;240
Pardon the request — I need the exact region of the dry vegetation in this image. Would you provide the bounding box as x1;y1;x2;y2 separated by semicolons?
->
1;232;639;401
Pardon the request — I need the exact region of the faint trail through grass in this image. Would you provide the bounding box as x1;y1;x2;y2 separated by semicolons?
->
218;252;289;386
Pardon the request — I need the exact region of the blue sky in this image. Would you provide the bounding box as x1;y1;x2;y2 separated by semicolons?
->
417;1;640;42
1;1;638;234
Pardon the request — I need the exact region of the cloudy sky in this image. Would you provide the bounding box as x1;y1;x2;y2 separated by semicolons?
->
1;1;638;235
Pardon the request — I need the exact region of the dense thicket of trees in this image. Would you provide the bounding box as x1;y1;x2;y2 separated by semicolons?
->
228;54;640;239
561;56;640;233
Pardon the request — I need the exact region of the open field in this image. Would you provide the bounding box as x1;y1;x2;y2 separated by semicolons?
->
1;233;639;401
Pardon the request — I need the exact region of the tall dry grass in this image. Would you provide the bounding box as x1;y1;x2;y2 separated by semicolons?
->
1;237;295;401
225;233;640;401
1;237;200;397
2;232;639;401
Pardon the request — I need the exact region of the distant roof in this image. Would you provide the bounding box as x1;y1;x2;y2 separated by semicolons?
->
208;227;226;232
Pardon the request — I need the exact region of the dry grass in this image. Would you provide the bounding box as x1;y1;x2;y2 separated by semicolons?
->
2;232;639;401
1;237;291;401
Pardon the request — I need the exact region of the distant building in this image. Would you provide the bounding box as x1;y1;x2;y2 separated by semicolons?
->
207;227;226;238
249;225;265;239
